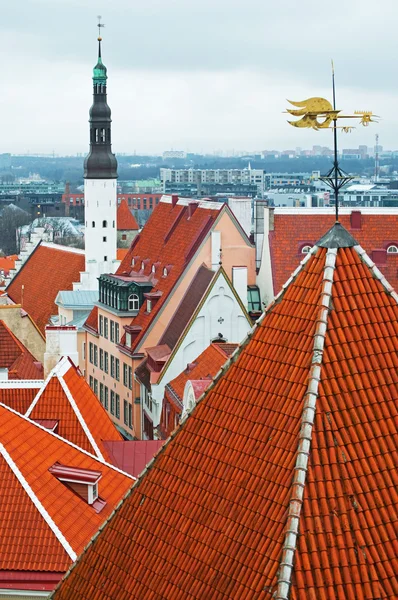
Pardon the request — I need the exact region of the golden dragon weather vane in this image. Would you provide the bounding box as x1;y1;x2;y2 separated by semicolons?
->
286;62;379;221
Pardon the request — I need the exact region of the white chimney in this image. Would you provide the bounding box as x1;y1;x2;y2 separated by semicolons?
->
44;326;79;377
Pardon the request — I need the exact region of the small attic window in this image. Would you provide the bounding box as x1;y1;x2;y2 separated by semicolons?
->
387;245;398;254
49;463;102;507
163;267;168;277
151;264;156;273
132;258;135;266
141;261;145;270
301;245;312;254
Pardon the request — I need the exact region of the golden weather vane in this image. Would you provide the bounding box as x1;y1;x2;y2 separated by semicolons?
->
285;62;379;222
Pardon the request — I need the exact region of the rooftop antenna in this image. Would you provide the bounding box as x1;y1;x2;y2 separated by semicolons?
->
285;61;378;223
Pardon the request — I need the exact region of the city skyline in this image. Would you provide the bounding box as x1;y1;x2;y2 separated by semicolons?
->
2;0;397;154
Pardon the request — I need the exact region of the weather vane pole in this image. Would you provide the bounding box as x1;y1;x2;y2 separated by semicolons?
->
97;15;105;56
286;65;378;223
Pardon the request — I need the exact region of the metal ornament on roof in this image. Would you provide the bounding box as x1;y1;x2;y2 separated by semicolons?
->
285;63;378;222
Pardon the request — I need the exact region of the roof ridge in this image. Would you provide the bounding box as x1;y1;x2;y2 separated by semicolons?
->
0;441;77;562
25;357;70;417
276;246;338;600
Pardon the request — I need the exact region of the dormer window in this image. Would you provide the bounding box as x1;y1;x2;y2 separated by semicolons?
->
141;262;145;270
49;463;103;508
128;294;139;311
152;265;156;273
147;299;152;313
387;245;398;254
163;267;168;277
301;245;312;254
132;258;135;266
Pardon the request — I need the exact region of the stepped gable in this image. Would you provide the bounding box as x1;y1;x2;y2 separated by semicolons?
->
6;244;85;334
116;199;139;230
0;320;43;379
0;401;132;592
26;357;122;459
52;222;398;600
113;198;222;352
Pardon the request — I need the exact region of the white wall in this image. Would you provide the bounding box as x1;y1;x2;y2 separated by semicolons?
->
150;271;251;426
256;206;274;306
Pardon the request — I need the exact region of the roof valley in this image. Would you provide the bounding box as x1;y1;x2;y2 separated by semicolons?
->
276;246;338;600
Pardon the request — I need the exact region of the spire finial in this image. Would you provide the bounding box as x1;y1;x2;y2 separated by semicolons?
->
97;15;105;57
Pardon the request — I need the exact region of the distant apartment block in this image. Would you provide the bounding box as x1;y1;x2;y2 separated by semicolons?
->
160;167;266;197
162;150;187;160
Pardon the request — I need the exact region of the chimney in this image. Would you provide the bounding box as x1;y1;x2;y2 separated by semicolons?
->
188;201;199;218
44;326;79;377
171;194;179;208
371;249;387;266
0;368;8;381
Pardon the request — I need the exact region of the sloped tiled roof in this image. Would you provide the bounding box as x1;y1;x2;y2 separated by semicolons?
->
116;247;129;261
84;304;98;334
0;255;17;275
114;198;222;352
0;402;132;587
0;381;42;414
26;357;122;459
52;223;398;599
166;342;238;408
0;320;43;379
117;199;139;230
6;244;84;334
271;208;398;294
103;440;164;478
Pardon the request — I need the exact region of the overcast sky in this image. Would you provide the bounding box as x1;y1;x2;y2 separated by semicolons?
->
1;0;397;155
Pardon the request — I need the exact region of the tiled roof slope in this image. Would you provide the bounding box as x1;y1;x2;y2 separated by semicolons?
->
103;440;164;478
52;224;398;600
117;199;139;230
6;244;84;334
0;320;43;379
166;342;238;405
26;357;122;459
84;304;98;333
0;402;132;582
115;199;222;352
271;209;398;294
0;382;42;414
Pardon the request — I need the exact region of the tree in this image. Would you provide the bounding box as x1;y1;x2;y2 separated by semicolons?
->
0;205;32;254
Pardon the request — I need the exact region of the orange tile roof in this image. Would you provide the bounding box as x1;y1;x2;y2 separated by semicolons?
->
117;199;139;230
84;304;98;334
166;343;237;407
113;199;222;352
0;320;43;379
0;402;132;585
26;357;122;459
0;255;17;275
6;244;84;334
52;223;398;599
116;247;129;261
0;384;41;414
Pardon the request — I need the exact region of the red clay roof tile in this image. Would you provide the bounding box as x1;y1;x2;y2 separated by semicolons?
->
6;245;84;334
116;199;139;230
0;320;43;379
51;226;398;598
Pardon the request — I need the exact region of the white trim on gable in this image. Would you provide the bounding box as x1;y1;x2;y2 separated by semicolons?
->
0;442;77;562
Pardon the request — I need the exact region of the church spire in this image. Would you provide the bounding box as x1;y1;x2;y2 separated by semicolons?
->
84;19;118;179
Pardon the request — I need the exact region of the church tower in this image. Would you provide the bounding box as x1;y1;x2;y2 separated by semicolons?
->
83;26;118;290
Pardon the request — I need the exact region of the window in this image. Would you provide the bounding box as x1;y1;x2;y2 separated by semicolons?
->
89;343;93;364
102;220;108;228
115;323;120;344
103;236;107;242
104;256;107;262
100;349;104;370
116;394;120;419
104;318;108;339
128;294;139;311
387;245;398;253
110;355;115;378
151;264;156;273
122;234;127;240
128;403;133;429
163;267;168;277
124;400;128;425
110;391;115;415
146;299;152;313
99;383;104;404
128;366;132;390
113;220;115;228
104;386;109;410
247;285;262;313
92;221;95;228
115;358;120;381
99;315;103;336
93;345;98;367
110;320;115;342
93;379;98;396
143;198;147;210
89;375;93;389
83;342;86;360
301;245;312;254
104;352;109;374
123;363;128;386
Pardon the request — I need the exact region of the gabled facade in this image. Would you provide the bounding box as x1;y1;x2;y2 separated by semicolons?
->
52;222;398;600
116;199;139;248
140;266;252;437
0;402;132;597
84;196;256;439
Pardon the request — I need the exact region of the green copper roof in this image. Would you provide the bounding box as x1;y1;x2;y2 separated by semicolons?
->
93;56;107;83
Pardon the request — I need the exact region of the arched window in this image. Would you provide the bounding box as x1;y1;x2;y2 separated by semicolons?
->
387;245;398;254
141;262;145;270
151;264;156;273
128;294;139;311
92;221;95;228
132;258;135;267
113;220;115;228
163;267;168;277
301;245;312;254
102;220;107;228
95;129;99;143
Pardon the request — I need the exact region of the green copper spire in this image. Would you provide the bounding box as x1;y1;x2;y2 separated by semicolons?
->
93;17;107;84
